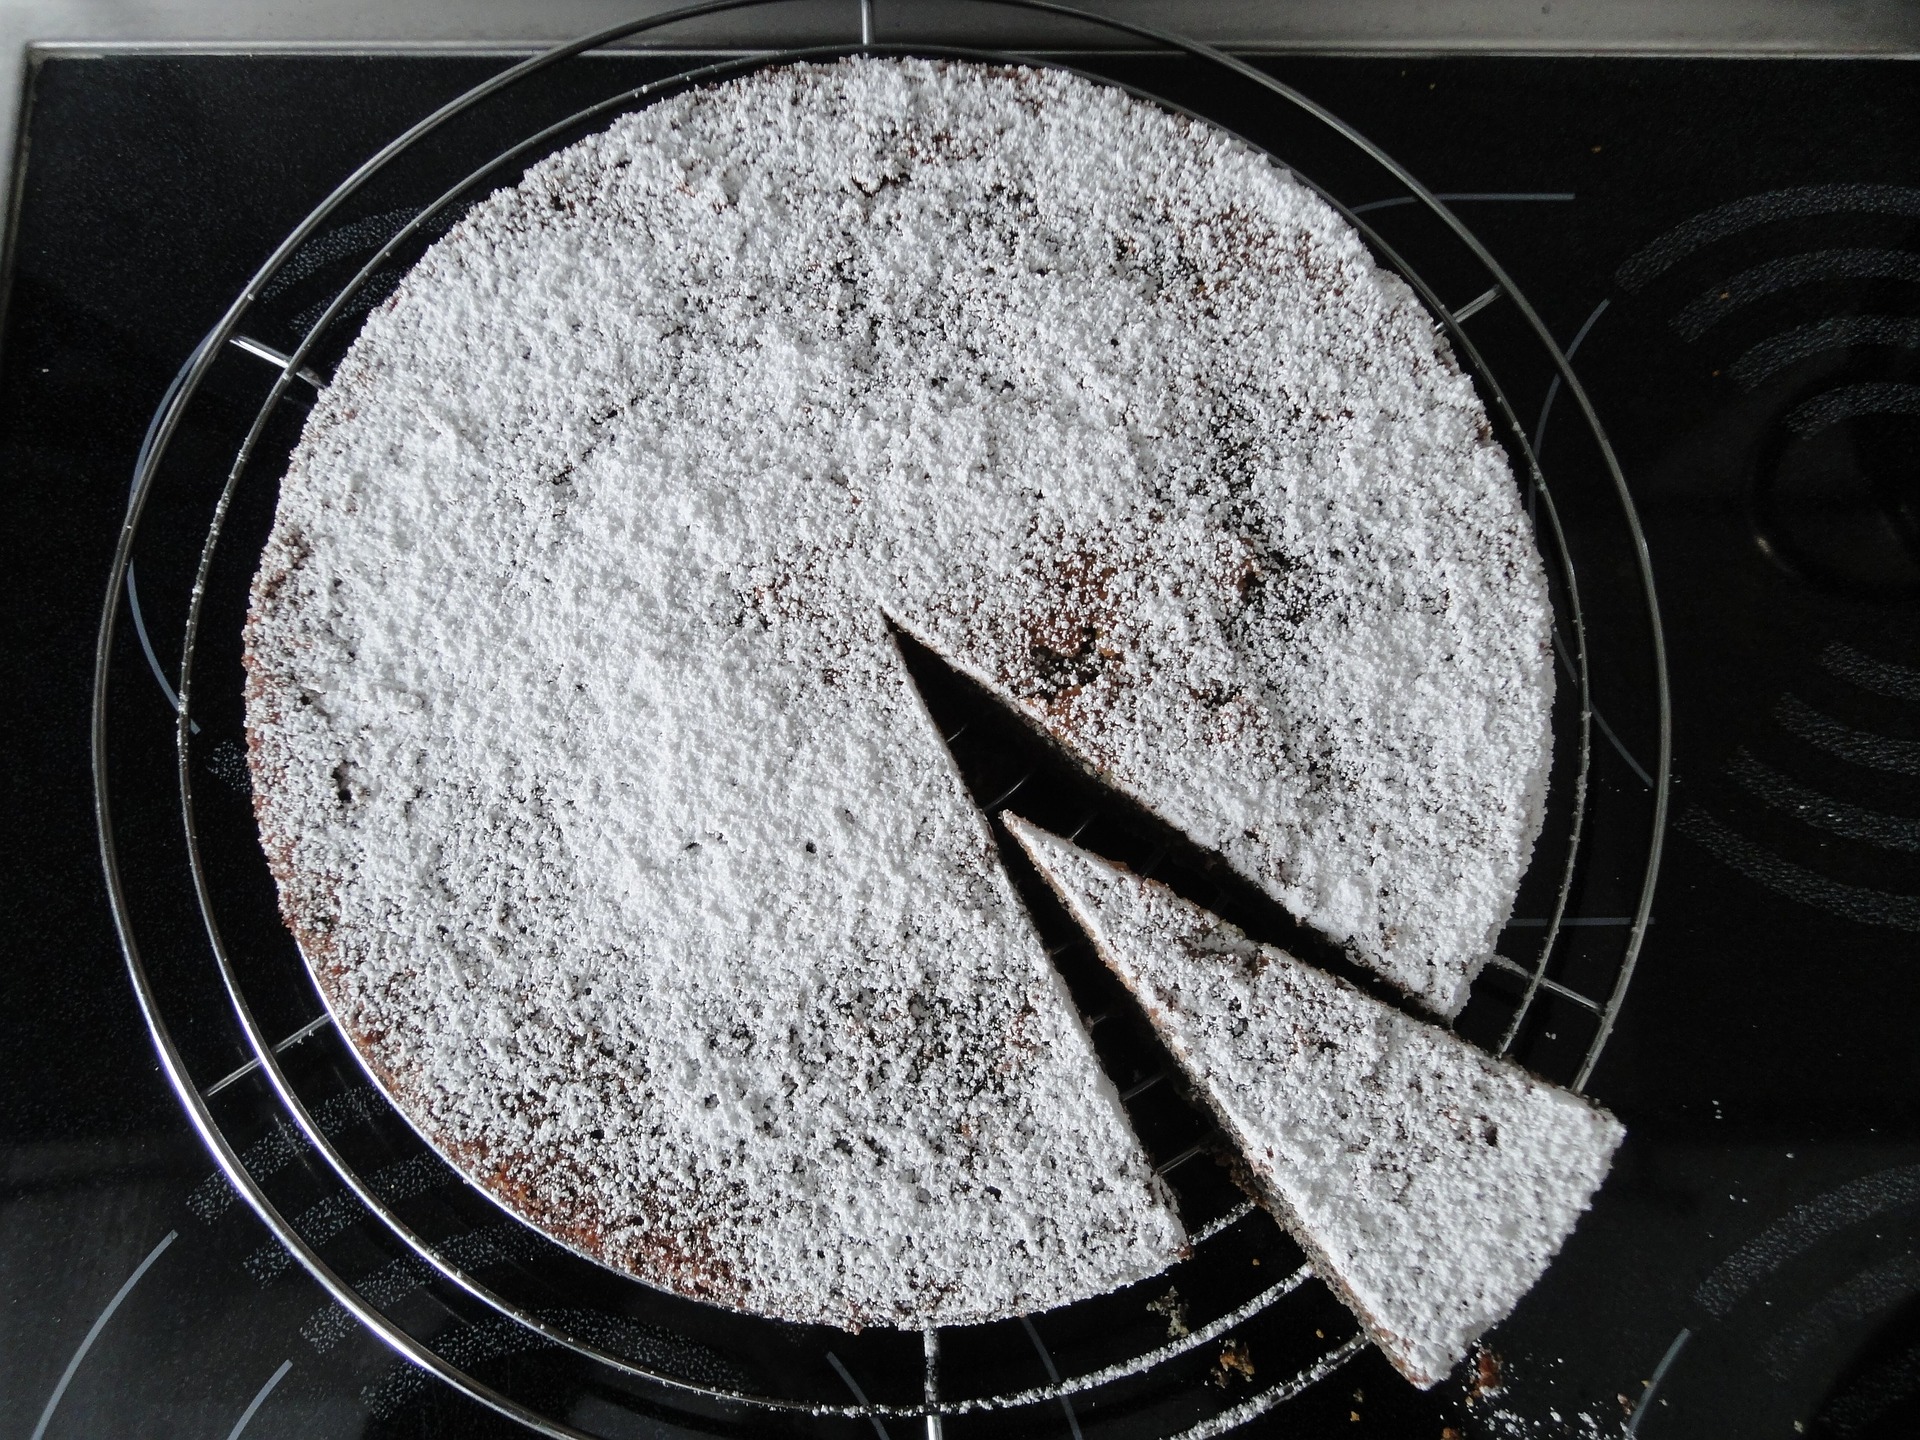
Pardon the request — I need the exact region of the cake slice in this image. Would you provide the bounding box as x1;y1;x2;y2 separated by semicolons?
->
1006;816;1623;1387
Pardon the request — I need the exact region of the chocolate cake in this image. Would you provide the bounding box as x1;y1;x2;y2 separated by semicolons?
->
243;56;1554;1328
1007;816;1624;1387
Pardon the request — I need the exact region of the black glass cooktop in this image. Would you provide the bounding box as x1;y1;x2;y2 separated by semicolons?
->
3;49;1918;1439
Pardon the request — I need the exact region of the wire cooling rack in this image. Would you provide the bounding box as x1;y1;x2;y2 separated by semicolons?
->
93;3;1670;1434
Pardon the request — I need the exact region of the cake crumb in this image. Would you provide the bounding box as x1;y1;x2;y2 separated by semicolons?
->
1211;1339;1256;1387
1147;1287;1191;1338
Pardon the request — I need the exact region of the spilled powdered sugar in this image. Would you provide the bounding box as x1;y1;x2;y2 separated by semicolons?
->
245;56;1551;1327
1008;817;1623;1387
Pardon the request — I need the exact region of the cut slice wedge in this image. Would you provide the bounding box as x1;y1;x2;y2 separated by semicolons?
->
1006;816;1624;1388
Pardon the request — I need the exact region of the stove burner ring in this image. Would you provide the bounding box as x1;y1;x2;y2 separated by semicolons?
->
1618;183;1920;603
93;6;1669;1434
1754;387;1920;601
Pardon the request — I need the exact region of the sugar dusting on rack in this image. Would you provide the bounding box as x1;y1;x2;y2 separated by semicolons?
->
243;56;1552;1328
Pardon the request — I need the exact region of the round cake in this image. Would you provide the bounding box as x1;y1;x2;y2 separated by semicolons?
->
244;57;1554;1329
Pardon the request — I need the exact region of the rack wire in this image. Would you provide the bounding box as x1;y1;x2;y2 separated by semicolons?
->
93;3;1671;1434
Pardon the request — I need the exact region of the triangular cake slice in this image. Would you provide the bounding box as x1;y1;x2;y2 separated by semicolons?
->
1006;816;1624;1388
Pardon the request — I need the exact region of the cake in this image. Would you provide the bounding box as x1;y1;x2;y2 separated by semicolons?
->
243;56;1554;1328
1006;817;1623;1386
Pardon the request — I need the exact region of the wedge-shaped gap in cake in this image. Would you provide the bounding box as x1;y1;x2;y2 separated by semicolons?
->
887;620;1440;1029
889;621;1265;1230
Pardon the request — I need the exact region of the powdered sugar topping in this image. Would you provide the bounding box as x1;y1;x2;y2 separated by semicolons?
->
1008;817;1623;1386
245;56;1552;1328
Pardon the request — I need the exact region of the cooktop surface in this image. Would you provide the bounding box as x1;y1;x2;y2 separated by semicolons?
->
3;44;1918;1439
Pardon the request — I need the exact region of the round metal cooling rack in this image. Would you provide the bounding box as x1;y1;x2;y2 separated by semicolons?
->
93;3;1672;1435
